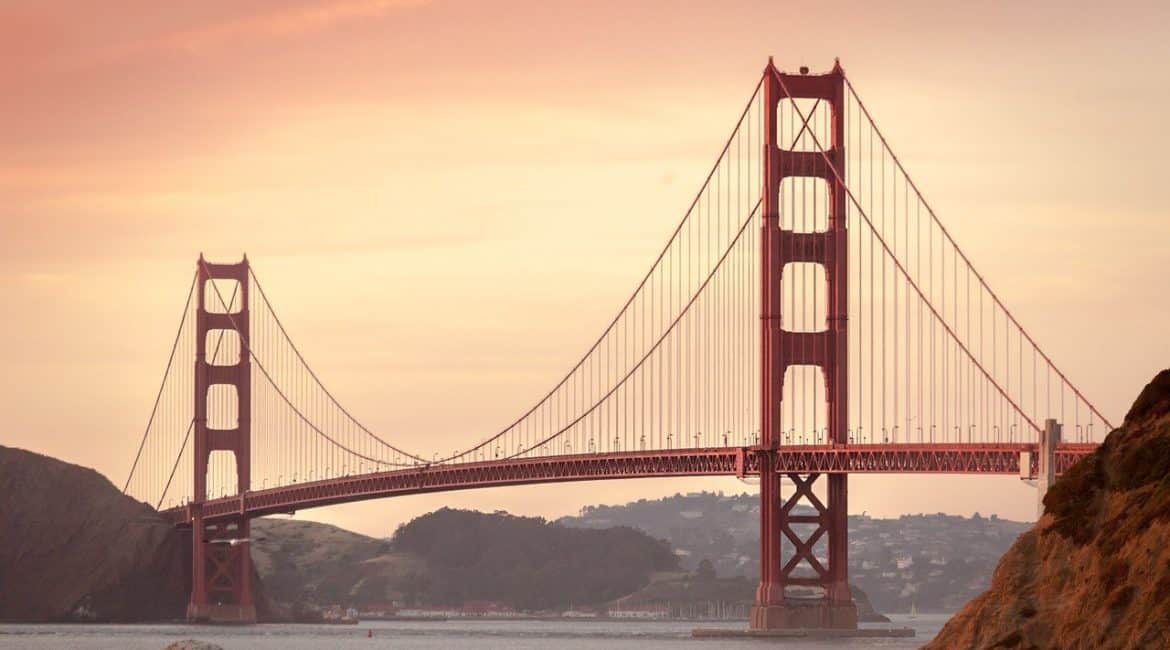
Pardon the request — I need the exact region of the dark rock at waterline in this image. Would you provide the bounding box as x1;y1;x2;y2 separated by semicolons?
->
163;641;224;650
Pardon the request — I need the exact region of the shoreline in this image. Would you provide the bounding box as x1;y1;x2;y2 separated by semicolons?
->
1;613;945;625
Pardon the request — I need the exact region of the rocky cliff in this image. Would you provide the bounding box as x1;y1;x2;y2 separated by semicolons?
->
0;445;188;621
925;370;1170;649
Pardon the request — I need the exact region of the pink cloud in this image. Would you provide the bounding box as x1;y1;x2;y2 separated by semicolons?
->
76;0;427;65
164;0;425;52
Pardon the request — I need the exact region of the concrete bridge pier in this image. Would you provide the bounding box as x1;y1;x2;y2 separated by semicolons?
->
1035;419;1062;519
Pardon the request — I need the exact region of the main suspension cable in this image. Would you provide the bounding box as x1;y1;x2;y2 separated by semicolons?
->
123;272;196;494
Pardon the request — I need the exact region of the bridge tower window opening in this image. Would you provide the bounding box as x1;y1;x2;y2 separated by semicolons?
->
202;279;241;314
206;450;239;498
778;98;832;153
203;330;241;366
781;365;828;445
779;177;829;234
781;262;828;334
206;384;239;431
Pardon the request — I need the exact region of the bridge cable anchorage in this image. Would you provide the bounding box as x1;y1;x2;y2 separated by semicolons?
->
198;261;417;473
842;76;1112;431
123;271;196;494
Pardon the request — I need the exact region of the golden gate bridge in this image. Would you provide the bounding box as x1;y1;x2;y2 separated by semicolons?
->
122;59;1110;629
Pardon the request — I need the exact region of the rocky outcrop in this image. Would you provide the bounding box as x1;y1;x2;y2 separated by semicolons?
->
925;370;1170;649
0;445;189;621
852;586;890;623
164;641;224;650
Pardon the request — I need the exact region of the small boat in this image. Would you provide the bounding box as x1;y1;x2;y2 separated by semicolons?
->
323;606;360;624
323;614;359;625
908;602;917;619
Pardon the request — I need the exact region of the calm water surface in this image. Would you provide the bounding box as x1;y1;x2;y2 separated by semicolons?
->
0;615;945;649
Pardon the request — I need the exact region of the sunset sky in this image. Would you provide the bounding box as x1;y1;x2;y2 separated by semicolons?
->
3;1;1169;537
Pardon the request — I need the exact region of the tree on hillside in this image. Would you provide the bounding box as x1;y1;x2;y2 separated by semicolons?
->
696;558;716;581
390;508;679;610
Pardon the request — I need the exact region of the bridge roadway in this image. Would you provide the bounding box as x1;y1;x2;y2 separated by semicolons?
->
163;442;1097;525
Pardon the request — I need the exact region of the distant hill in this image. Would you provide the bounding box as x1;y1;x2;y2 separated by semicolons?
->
559;490;1030;613
927;370;1170;648
0;445;188;621
250;518;412;612
253;508;678;612
394;508;679;610
253;509;894;620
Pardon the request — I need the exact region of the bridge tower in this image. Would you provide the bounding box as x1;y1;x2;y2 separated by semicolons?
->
188;255;256;623
752;60;856;630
